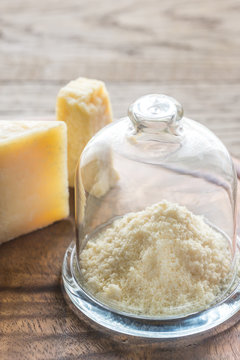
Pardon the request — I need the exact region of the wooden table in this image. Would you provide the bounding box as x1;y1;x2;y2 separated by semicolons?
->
1;1;240;359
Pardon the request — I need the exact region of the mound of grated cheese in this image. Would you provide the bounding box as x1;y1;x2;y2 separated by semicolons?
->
80;200;232;316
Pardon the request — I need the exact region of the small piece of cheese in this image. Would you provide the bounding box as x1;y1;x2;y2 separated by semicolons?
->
0;120;69;244
81;142;119;198
56;77;113;187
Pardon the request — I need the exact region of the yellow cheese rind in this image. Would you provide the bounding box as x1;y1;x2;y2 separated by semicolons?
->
0;120;69;244
56;77;113;187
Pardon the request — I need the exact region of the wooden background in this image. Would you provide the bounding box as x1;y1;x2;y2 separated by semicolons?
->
0;0;240;359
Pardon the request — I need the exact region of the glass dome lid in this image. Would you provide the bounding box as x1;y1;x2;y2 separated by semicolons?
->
74;94;238;320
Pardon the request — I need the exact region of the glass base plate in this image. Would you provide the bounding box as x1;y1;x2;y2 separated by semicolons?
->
62;241;240;347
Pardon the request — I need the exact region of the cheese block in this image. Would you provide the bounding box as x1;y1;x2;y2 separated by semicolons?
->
0;120;69;244
56;77;113;187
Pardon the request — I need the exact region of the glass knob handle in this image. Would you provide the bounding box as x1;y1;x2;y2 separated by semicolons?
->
128;94;184;134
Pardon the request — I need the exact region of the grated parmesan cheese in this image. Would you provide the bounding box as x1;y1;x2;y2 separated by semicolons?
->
80;200;232;316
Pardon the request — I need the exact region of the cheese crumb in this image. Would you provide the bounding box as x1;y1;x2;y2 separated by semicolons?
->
81;142;119;198
80;200;232;316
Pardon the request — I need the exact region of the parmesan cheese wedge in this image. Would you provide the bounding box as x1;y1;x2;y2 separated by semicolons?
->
56;77;113;187
0;120;69;244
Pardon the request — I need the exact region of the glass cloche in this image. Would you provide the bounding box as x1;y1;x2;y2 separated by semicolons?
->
62;94;240;344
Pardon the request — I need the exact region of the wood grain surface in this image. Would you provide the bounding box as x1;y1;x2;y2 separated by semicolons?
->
1;0;240;359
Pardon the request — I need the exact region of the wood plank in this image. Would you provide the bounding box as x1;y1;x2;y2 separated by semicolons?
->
0;0;240;82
